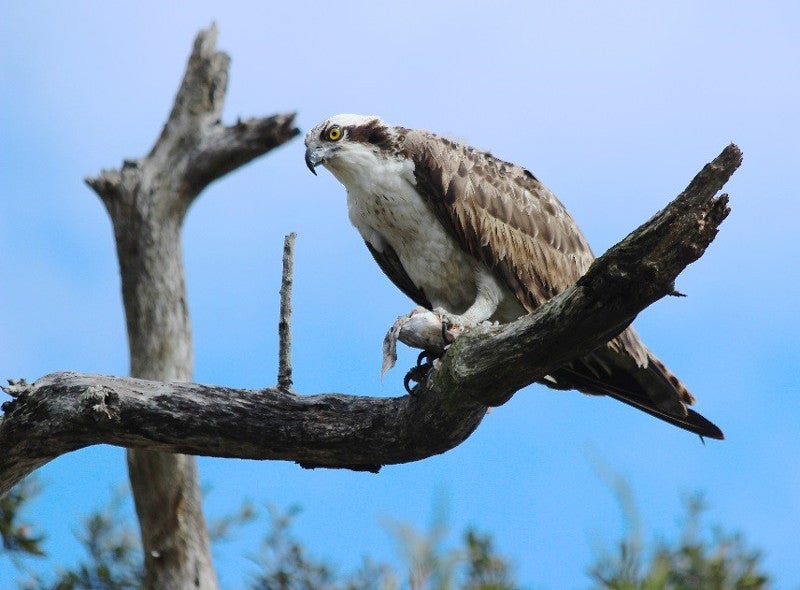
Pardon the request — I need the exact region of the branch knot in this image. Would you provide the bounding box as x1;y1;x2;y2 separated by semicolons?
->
80;385;120;422
1;379;34;415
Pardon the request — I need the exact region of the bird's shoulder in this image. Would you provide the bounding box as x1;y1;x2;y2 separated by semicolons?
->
401;128;595;286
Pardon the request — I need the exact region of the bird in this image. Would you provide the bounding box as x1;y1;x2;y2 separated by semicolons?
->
304;114;723;440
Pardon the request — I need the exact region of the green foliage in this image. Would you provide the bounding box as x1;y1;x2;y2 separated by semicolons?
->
463;529;517;590
0;477;45;561
208;499;258;543
588;481;770;590
645;494;768;590
386;506;460;590
19;488;142;590
247;504;395;590
247;501;517;590
3;475;773;590
385;506;517;590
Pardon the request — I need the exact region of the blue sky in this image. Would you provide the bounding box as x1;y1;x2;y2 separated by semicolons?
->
2;1;798;587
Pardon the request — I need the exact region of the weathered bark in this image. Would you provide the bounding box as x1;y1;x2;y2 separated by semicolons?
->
0;142;740;497
81;25;298;589
277;233;297;392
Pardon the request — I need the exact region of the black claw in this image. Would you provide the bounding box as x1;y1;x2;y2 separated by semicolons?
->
416;349;441;367
404;372;417;395
404;356;437;396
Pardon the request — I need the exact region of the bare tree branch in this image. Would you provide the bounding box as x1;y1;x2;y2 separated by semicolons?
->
278;233;297;392
82;23;299;590
0;142;740;497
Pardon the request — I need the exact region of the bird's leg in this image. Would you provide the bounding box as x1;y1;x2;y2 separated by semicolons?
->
382;310;451;394
430;266;503;333
403;336;453;395
388;271;503;393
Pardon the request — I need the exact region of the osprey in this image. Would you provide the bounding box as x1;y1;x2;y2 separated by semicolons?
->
305;114;723;440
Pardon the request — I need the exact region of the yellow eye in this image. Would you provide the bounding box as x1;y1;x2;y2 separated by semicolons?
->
326;125;343;141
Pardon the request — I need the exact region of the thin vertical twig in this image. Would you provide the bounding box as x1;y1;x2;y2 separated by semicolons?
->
277;232;296;391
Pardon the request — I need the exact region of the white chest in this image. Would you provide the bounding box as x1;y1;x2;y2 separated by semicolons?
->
327;154;479;311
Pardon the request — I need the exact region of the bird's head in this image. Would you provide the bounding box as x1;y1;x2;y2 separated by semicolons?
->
304;114;398;181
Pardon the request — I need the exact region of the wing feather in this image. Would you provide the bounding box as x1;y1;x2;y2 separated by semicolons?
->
401;129;723;438
365;240;431;309
404;130;594;312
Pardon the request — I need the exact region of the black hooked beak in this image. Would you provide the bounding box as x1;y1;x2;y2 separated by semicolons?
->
305;147;322;175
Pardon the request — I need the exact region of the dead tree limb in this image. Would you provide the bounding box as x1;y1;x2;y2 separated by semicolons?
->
82;24;298;590
0;142;740;497
277;233;297;392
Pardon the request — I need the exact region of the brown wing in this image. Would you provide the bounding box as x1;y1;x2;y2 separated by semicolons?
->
402;130;723;439
404;129;595;313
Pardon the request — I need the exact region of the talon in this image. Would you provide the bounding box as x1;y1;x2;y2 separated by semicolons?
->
404;360;435;396
416;349;441;367
417;350;430;367
404;372;416;395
